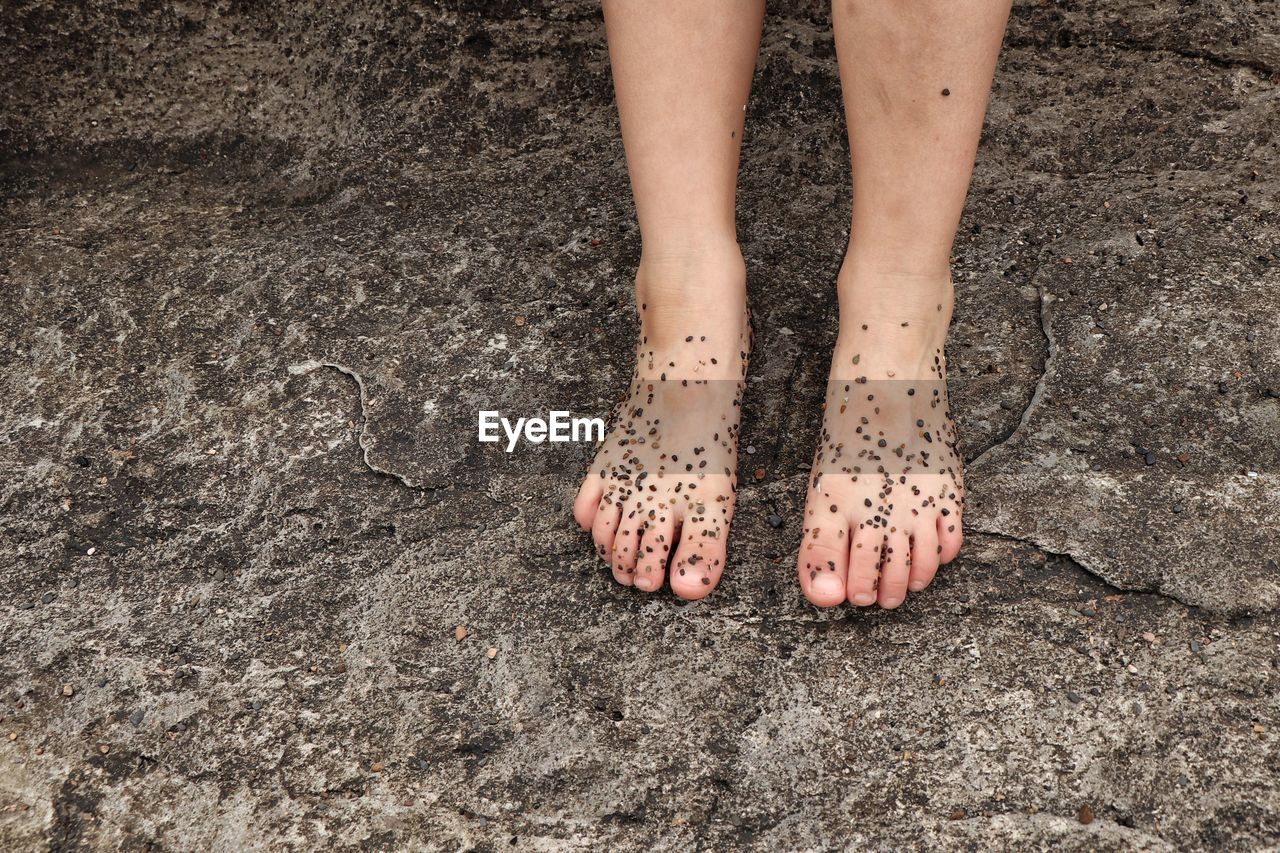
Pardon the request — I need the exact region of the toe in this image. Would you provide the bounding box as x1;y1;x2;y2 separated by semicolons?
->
937;506;964;564
908;522;941;593
877;530;911;609
573;476;604;531
635;512;676;592
669;523;728;600
797;522;849;608
590;493;623;564
611;514;642;584
846;525;883;607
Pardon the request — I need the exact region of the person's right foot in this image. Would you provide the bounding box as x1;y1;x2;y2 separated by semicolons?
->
573;246;750;600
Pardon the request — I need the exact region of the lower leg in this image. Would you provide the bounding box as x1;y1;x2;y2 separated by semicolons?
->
574;0;763;599
798;0;1011;608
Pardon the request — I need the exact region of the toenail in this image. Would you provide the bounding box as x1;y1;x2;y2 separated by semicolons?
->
851;592;876;606
811;573;843;597
910;581;926;591
882;597;902;608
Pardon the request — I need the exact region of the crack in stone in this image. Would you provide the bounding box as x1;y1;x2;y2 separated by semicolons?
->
1006;31;1275;79
968;285;1055;469
290;359;426;490
972;529;1201;611
1110;38;1276;79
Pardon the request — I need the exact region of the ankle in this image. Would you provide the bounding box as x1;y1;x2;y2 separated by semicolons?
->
837;257;953;325
635;243;748;350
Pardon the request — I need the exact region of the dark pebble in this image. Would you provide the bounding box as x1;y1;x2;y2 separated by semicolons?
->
67;578;79;589
1172;503;1184;513
18;600;34;610
129;709;146;727
1143;452;1156;466
1080;607;1097;617
213;569;226;581
1132;702;1143;716
766;514;784;529
1066;690;1082;704
1246;330;1257;342
41;592;55;604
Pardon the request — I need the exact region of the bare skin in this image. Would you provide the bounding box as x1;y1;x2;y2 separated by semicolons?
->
798;0;1011;608
578;0;1010;606
573;0;763;599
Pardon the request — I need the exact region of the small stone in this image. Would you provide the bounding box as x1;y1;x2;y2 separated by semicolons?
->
370;761;386;773
486;647;498;659
213;569;226;581
1132;702;1143;716
766;514;784;529
18;601;34;611
745;445;756;455
948;807;966;820
1079;607;1096;617
454;625;467;641
1143;452;1156;466
1078;804;1094;825
129;709;145;726
41;592;55;605
62;685;74;697
1172;503;1184;513
753;468;766;481
99;744;111;755
1066;690;1082;704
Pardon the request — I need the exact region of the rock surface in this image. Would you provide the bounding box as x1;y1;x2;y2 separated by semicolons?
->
2;0;1278;849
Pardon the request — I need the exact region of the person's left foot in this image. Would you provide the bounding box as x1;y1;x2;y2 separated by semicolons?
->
797;264;966;608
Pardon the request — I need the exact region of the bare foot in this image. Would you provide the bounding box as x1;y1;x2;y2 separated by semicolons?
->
798;263;965;609
574;247;750;600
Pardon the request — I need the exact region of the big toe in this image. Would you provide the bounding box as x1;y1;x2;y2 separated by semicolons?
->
797;519;850;607
669;525;728;600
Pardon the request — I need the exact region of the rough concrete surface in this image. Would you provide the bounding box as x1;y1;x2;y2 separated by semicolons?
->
2;0;1279;849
